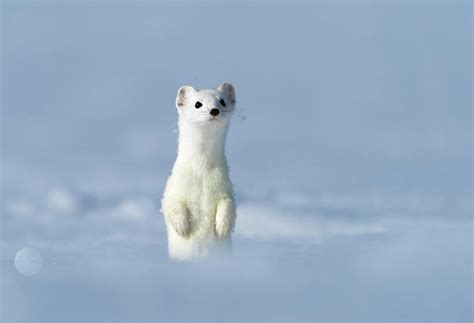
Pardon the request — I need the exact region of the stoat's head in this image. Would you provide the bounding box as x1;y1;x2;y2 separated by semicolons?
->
175;83;236;128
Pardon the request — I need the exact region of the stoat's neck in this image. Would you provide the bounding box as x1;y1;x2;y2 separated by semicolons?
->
176;118;229;167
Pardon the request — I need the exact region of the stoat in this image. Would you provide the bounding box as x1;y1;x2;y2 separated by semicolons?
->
161;83;237;261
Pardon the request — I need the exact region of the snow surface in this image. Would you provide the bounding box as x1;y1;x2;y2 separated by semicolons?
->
1;1;472;322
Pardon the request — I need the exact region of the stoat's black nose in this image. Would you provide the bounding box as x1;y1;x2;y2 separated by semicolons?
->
210;109;220;116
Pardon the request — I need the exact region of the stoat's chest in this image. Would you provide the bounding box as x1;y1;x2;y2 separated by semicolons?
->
170;157;233;214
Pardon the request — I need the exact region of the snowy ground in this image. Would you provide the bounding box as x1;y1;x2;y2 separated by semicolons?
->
1;1;472;322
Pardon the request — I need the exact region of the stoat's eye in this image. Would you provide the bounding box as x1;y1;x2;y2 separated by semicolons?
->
195;101;202;109
219;99;226;107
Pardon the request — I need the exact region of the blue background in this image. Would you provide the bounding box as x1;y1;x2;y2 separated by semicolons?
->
1;1;472;322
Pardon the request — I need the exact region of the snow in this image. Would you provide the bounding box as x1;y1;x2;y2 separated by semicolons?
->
46;187;80;214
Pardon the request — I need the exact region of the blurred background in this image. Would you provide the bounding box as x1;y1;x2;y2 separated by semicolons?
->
1;1;472;322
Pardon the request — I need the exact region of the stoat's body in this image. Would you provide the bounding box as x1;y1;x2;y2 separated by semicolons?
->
161;83;237;260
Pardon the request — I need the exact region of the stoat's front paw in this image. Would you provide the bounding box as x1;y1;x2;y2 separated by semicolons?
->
215;198;235;239
174;216;191;238
215;213;232;239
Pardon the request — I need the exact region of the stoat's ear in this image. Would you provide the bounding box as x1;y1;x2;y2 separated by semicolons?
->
217;83;236;105
176;85;195;108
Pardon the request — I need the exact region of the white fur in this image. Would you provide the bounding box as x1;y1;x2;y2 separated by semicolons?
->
161;83;237;261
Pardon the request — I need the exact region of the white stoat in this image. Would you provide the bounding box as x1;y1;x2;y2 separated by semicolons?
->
161;83;237;261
